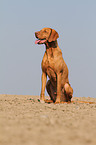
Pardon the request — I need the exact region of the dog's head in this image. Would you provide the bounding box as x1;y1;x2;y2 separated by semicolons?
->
35;28;59;44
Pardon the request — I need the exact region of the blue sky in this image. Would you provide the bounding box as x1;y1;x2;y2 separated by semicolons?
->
0;0;96;98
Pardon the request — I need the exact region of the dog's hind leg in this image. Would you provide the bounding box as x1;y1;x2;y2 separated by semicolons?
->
64;83;73;102
46;80;68;103
46;80;57;102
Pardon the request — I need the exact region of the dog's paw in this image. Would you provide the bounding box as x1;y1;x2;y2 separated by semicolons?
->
37;99;45;103
55;98;61;104
40;99;45;103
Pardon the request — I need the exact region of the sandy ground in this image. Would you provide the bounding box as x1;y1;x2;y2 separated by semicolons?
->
0;94;96;145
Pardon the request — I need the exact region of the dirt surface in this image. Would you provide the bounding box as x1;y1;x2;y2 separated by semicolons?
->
0;94;96;145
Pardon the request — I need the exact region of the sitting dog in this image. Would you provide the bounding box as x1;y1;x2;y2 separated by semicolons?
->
35;28;73;103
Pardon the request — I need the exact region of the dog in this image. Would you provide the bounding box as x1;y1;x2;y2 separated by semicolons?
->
35;28;73;103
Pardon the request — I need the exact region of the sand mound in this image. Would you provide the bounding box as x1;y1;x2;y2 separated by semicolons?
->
0;94;96;145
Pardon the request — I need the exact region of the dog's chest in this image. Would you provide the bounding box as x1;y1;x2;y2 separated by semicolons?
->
42;55;55;70
42;55;57;81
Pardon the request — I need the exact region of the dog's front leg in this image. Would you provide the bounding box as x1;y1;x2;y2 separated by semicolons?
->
40;71;47;101
55;73;61;103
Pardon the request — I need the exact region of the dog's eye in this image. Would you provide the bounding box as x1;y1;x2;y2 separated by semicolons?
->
44;30;47;33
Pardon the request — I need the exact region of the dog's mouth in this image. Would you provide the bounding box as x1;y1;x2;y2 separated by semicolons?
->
35;38;46;44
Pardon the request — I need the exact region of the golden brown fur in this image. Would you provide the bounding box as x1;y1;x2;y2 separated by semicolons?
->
35;28;73;103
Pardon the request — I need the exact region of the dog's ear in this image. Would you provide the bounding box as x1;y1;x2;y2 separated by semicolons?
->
48;29;59;42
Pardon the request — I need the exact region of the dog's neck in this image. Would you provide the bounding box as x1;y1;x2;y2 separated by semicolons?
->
45;40;58;49
45;40;58;58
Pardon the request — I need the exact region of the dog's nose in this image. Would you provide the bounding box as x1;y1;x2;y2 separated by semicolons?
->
35;32;37;37
35;31;38;37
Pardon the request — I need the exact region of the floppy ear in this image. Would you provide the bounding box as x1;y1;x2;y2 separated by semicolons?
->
48;29;59;42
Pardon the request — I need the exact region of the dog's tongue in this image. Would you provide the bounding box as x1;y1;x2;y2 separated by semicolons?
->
35;39;46;44
35;40;40;44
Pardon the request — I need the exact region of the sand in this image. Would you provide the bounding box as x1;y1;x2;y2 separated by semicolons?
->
0;94;96;145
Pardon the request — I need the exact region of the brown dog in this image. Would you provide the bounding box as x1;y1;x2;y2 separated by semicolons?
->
35;28;73;103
